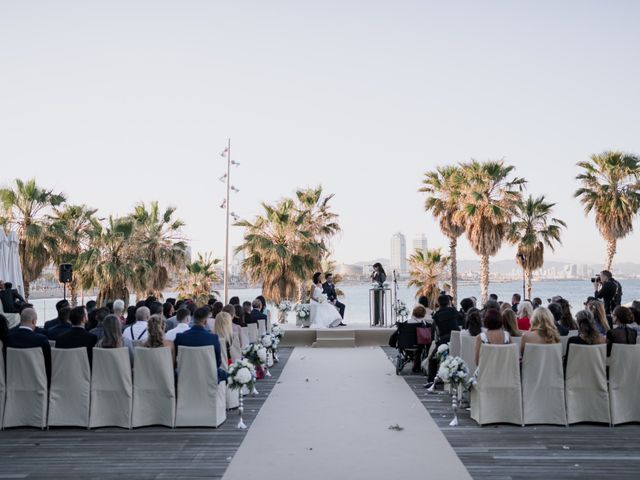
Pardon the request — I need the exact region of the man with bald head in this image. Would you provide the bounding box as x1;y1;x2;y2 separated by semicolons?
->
6;307;52;380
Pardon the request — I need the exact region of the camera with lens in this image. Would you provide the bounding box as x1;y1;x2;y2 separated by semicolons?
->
591;274;601;283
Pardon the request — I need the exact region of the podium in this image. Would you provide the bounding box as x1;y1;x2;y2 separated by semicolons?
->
369;287;391;327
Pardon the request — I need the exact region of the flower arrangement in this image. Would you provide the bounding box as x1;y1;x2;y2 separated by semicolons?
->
436;356;470;388
242;343;267;368
271;324;284;340
260;332;279;351
278;299;294;312
295;303;310;327
317;293;328;304
435;343;449;363
227;358;257;394
394;300;409;320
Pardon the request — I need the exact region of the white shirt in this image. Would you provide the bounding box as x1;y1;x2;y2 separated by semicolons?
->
165;323;190;342
122;321;149;341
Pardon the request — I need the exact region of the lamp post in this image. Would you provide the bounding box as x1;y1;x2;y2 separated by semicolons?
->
220;138;240;303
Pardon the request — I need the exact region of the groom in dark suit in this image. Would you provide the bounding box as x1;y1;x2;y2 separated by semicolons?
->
322;273;346;323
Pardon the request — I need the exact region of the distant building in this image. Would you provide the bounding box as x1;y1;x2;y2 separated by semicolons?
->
412;234;428;255
390;232;407;275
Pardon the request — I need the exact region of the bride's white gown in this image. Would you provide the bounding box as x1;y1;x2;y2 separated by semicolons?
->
310;284;342;328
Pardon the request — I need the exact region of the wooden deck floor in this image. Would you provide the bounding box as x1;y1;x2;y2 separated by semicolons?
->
383;347;640;480
0;348;292;480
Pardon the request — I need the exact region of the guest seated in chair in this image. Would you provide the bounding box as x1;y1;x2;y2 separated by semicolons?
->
98;315;135;366
501;309;521;338
0;282;25;314
174;307;228;382
516;300;533;331
55;306;98;364
246;299;267;325
6;307;51;380
606;306;637;356
548;302;569;336
431;294;461;346
475;308;511;367
143;314;175;364
46;306;72;341
564;309;605;370
464;308;483;337
520;306;560;357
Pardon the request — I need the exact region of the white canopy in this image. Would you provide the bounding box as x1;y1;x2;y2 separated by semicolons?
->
0;230;25;296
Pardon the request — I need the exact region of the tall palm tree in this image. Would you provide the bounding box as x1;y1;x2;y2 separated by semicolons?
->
455;160;526;304
408;248;450;308
508;195;566;298
0;179;66;299
574;151;640;271
419;166;465;304
176;253;220;305
236;198;323;303
130;201;187;298
78;216;139;306
47;204;99;306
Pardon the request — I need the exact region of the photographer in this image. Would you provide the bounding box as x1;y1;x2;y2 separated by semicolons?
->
593;270;622;316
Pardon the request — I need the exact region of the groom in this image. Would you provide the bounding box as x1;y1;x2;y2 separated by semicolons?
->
322;273;346;324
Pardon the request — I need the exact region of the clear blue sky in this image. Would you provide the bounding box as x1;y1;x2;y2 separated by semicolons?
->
1;1;639;266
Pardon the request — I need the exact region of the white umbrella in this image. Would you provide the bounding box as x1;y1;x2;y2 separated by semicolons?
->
0;229;9;284
7;230;25;297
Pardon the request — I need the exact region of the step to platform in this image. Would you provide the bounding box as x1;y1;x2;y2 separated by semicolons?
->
280;325;392;347
312;329;356;348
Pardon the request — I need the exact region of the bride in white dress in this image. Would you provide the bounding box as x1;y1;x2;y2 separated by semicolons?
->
309;272;342;328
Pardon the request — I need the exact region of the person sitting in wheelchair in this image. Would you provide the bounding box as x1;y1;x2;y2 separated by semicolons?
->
389;305;431;373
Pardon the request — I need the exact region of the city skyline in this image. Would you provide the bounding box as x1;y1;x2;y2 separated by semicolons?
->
1;2;639;268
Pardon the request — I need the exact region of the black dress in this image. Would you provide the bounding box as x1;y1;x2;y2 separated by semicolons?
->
371;271;387;326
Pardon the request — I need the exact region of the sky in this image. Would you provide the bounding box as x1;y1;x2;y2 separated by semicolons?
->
1;0;639;266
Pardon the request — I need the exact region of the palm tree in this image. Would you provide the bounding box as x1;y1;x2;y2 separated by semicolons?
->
575;151;640;270
236;198;323;303
419;166;465;303
47;204;99;306
0;179;66;299
455;160;526;304
508;195;566;298
408;248;450;308
130;201;187;298
176;253;220;305
78;216;139;306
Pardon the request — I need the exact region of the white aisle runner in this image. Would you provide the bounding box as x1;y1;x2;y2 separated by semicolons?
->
223;347;471;480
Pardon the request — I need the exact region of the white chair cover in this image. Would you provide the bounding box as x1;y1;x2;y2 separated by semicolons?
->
258;319;266;336
132;347;176;428
3;348;47;429
48;348;91;427
240;327;249;347
175;346;226;427
511;336;522;347
248;324;259;344
471;344;523;426
560;330;579;357
266;312;272;332
0;345;5;428
230;331;242;362
565;344;610;425
89;348;133;429
219;346;239;410
608;344;640;425
0;302;19;328
521;343;566;425
449;330;461;358
460;334;477;374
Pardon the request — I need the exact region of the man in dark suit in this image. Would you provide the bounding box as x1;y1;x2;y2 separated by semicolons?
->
46;306;72;340
44;299;70;330
246;299;267;325
0;282;25;313
55;306;98;364
242;301;253;325
322;273;346;323
6;307;51;380
174;307;228;382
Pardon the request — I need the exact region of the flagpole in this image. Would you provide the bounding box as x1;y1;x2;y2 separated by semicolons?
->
224;138;231;304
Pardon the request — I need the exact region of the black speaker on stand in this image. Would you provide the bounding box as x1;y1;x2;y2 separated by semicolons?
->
59;264;73;300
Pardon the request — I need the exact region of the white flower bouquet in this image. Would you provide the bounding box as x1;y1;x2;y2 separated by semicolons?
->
394;300;409;320
435;343;449;363
271;324;284;340
242;343;267;368
278;299;294;312
317;293;328;304
228;358;257;394
260;332;279;351
436;356;470;388
295;303;310;327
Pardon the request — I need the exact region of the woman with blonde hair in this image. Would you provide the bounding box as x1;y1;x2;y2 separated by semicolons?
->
516;300;534;331
502;309;521;338
214;311;235;366
520;306;560;357
587;300;610;335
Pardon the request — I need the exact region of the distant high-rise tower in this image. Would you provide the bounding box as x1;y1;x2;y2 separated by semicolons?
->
412;234;428;255
390;232;407;275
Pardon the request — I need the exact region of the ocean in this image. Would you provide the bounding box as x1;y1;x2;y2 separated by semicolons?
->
28;279;640;326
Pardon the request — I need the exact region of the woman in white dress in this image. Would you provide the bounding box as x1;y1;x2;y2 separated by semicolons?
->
309;272;343;328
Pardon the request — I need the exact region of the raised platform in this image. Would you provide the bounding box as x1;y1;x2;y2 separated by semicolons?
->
279;324;392;348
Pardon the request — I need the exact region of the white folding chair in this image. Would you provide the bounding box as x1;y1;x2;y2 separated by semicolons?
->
449;330;461;358
565;344;610;425
521;343;566;425
248;324;259;343
240;327;249;347
3;348;48;429
266;312;272;332
230;331;242;362
48;348;91;428
0;302;20;328
511;336;522;348
0;346;5;429
460;334;477;374
132;347;176;428
471;344;523;426
89;347;133;429
258;319;266;336
219;346;239;410
608;344;640;425
175;346;226;427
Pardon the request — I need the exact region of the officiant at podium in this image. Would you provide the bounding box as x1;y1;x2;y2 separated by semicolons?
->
322;273;346;323
371;263;387;326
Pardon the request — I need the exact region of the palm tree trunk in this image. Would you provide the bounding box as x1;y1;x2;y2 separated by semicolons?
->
69;281;78;307
480;253;489;305
23;280;30;301
449;236;458;305
606;238;616;271
525;267;533;299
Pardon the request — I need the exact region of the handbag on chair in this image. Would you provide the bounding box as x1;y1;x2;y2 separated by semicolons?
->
416;325;432;345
